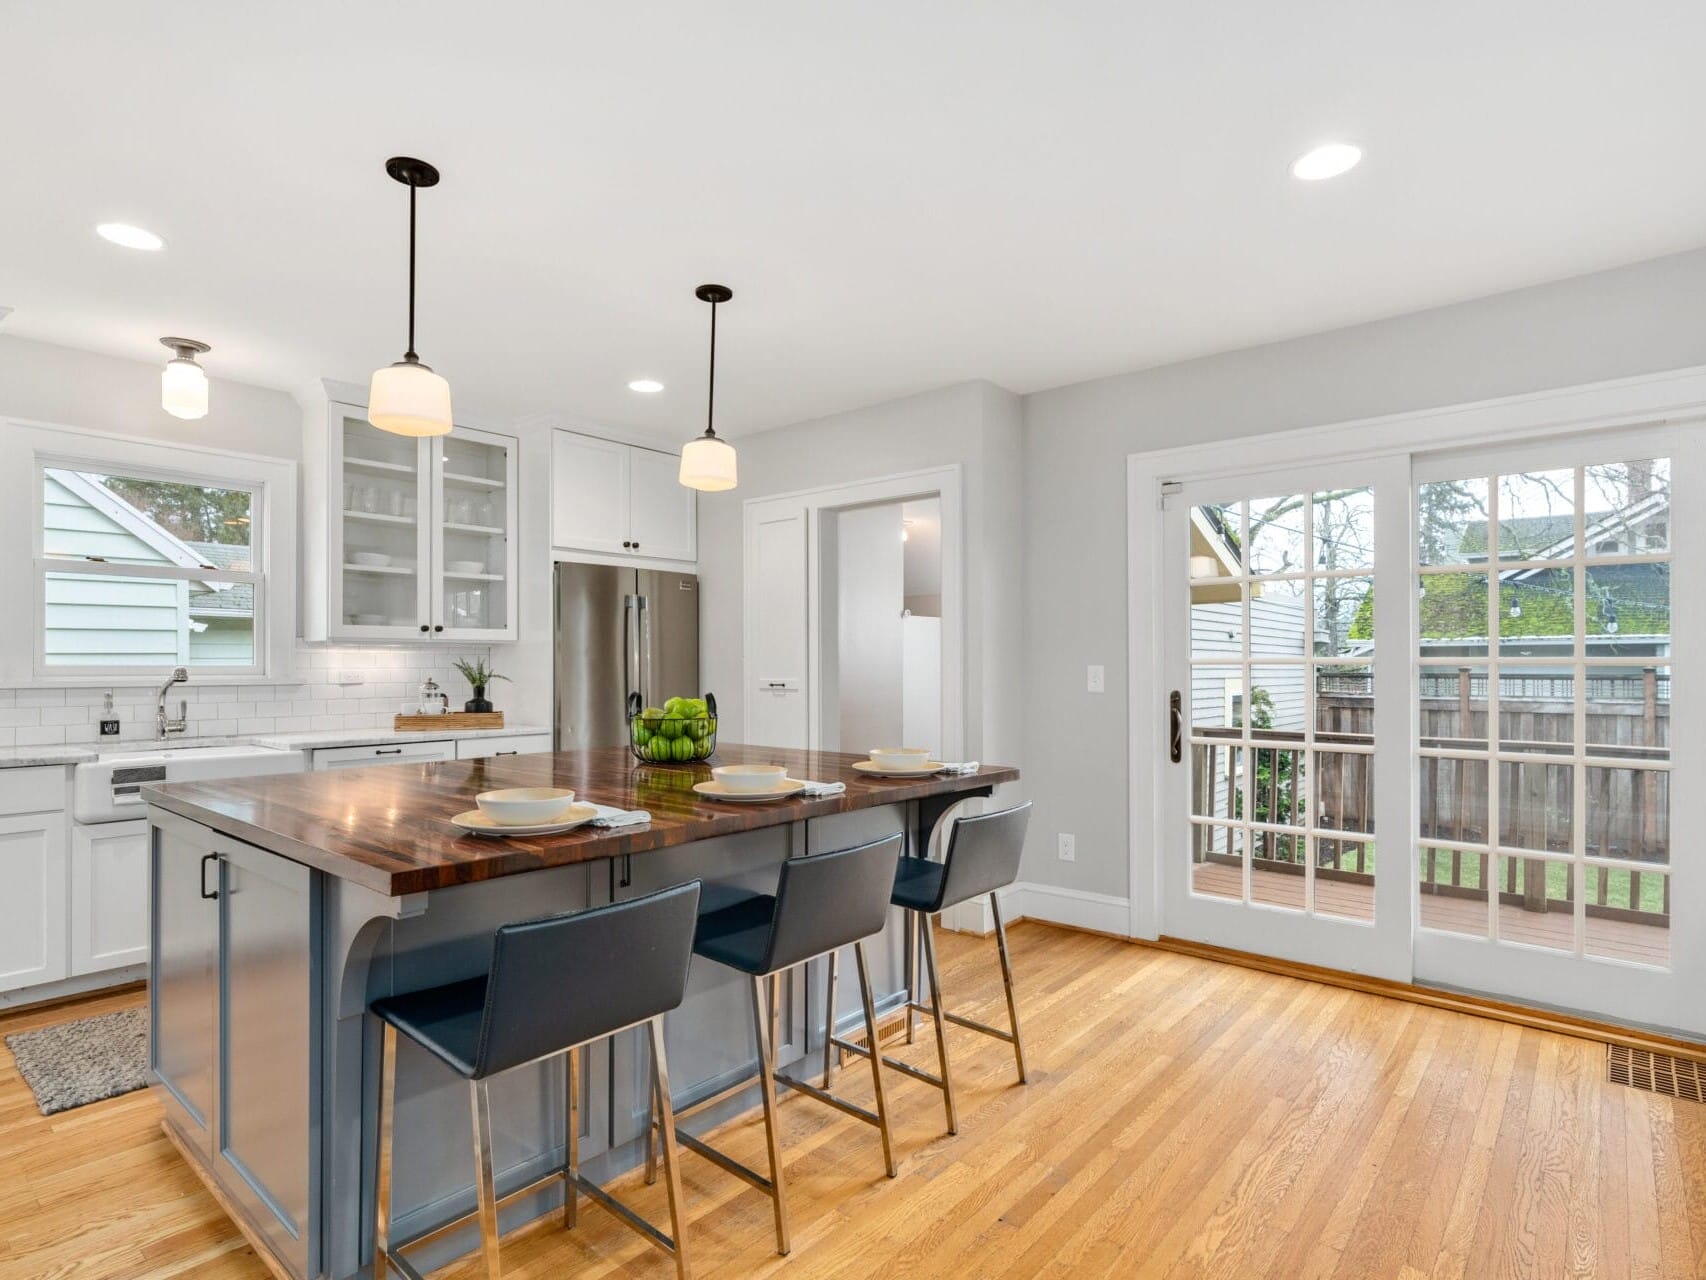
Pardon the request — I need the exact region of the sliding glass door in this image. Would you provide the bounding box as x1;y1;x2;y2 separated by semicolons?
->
1411;426;1700;1031
1155;422;1703;1032
1160;455;1413;980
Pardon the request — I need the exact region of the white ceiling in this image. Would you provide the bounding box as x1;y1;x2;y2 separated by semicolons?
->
6;2;1706;435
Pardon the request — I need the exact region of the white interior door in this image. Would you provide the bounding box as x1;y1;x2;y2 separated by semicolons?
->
1410;425;1703;1034
1161;455;1412;979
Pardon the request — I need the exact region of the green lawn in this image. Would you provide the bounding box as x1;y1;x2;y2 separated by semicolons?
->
1418;847;1666;915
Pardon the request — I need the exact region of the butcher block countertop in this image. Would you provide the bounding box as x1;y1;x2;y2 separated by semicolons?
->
143;744;1019;897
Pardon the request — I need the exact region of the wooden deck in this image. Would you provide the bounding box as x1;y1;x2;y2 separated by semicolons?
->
1192;862;1671;964
4;923;1704;1279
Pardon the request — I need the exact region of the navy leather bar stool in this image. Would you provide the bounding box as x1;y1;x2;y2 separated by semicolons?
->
884;801;1032;1134
370;881;702;1280
651;833;903;1256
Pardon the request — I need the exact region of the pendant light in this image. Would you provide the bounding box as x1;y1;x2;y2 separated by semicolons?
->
679;283;738;491
159;337;211;420
368;156;453;437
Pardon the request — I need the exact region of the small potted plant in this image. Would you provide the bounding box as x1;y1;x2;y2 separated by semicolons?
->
452;657;509;713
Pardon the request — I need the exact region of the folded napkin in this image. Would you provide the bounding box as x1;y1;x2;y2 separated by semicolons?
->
587;803;652;828
790;778;847;797
936;761;981;775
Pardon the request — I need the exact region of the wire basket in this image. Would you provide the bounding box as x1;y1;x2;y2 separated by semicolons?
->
627;691;718;765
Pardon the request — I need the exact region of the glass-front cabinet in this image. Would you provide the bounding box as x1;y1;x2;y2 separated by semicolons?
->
305;401;518;643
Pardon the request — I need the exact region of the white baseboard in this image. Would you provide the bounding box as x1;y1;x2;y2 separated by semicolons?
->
997;881;1131;936
0;964;146;1014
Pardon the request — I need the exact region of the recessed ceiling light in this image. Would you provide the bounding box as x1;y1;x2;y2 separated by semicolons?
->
628;379;665;394
96;222;165;251
1291;143;1362;182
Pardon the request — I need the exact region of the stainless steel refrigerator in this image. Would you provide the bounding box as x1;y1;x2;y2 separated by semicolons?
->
553;562;700;750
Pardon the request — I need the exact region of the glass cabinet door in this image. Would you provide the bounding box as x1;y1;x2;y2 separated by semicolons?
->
336;413;430;636
434;429;514;639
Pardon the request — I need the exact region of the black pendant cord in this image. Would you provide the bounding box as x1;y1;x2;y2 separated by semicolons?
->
704;297;718;439
405;180;418;363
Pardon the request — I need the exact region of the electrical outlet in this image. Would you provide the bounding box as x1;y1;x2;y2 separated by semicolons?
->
1087;664;1105;694
99;719;121;737
1057;832;1076;862
335;670;366;686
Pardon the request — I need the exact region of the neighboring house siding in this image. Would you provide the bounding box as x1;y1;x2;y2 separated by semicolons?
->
42;474;188;666
188;617;254;666
1190;594;1307;821
44;573;185;665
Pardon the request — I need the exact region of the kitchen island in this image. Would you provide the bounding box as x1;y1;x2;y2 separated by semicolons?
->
144;744;1018;1280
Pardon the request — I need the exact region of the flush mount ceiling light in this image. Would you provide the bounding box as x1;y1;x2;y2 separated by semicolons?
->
678;284;738;492
368;157;453;437
628;378;665;394
159;337;211;419
97;222;165;251
1291;142;1362;181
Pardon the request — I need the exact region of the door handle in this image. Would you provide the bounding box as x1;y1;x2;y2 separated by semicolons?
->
200;852;220;900
637;594;651;706
623;595;636;705
1169;690;1183;764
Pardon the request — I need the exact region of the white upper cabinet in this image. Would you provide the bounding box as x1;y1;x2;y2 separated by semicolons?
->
304;401;519;642
551;430;696;562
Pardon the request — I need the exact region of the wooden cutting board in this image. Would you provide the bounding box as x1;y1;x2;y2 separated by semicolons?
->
393;712;505;731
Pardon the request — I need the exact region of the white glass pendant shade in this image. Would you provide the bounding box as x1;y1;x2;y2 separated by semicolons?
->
161;356;209;420
368;360;453;437
679;434;737;491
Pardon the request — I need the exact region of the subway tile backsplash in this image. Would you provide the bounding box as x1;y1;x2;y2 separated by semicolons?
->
0;643;497;746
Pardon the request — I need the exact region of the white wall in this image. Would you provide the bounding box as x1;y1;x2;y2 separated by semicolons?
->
1022;245;1706;901
0;334;300;460
698;380;1025;779
834;504;904;750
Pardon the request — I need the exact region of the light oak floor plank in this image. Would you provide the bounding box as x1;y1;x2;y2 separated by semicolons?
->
1;923;1701;1279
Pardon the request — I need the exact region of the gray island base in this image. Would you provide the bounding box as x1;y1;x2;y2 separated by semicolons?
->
144;746;1016;1280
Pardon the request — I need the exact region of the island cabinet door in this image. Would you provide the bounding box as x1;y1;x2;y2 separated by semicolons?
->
150;822;220;1154
214;840;321;1280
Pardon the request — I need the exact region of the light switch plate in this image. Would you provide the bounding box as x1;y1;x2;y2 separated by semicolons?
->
334;670;366;686
1087;664;1105;694
1058;833;1076;862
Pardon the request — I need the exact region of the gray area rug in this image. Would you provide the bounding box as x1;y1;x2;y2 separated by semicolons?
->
5;1006;148;1115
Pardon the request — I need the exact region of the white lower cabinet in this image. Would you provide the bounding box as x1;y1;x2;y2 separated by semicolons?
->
71;819;149;975
310;739;456;770
0;808;69;991
456;732;554;760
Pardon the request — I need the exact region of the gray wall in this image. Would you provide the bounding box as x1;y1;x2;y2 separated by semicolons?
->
1023;245;1706;900
697;379;1025;776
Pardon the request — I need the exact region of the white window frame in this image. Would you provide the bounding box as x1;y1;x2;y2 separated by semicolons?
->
0;419;298;686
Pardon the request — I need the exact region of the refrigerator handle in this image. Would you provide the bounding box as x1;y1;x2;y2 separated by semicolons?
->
637;594;651;708
623;594;637;707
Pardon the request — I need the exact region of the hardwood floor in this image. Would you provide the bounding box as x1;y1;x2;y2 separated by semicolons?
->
3;922;1703;1279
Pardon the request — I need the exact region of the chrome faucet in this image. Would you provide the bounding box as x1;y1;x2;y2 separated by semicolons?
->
156;667;189;739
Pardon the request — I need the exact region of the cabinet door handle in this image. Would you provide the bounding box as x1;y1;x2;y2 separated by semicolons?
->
200;852;220;900
375;748;403;756
495;750;518;756
433;624;444;633
419;624;430;633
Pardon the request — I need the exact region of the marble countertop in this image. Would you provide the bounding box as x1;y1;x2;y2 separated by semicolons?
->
0;725;552;769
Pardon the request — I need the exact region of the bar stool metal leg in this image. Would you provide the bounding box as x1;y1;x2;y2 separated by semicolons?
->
563;1048;580;1228
904;910;919;1045
374;1022;396;1279
644;1039;659;1187
470;1079;503;1279
921;913;958;1134
990;893;1027;1084
647;1017;693;1280
852;940;897;1177
821;947;840;1086
751;975;792;1255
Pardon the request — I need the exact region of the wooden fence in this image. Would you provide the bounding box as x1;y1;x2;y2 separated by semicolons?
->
1190;666;1669;920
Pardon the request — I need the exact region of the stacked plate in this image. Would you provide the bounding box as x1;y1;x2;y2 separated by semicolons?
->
851;747;944;777
451;788;598;837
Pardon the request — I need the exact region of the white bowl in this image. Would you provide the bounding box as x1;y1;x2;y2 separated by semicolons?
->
447;559;486;574
352;551;391;567
475;787;577;826
352;612;386;625
711;764;789;793
869;747;931;770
